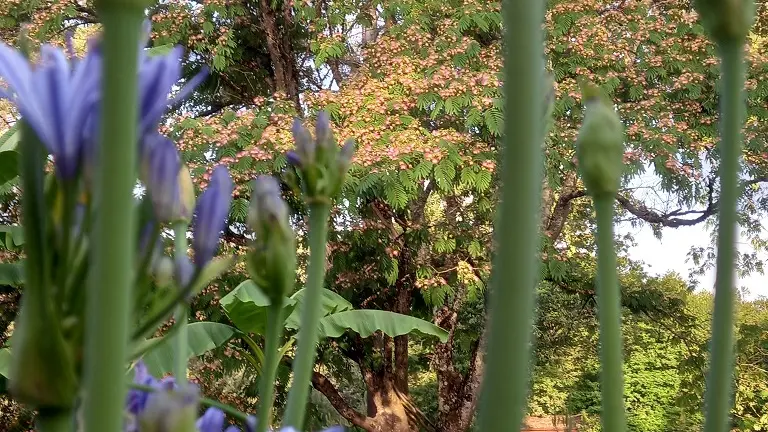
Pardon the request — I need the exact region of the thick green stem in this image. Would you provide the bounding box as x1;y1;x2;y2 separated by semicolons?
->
283;203;331;429
593;196;627;432
477;0;545;429
703;40;745;432
174;222;189;384
82;8;143;432
256;302;285;432
35;409;73;432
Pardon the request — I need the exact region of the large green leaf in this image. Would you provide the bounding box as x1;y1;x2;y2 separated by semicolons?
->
284;287;354;329
220;280;277;334
0;261;24;286
0;150;19;186
0;124;19;152
141;322;238;376
221;279;353;333
0;348;10;379
0;225;24;249
317;310;449;342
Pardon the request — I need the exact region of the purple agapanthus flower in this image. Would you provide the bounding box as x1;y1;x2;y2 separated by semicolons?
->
127;363;345;432
144;133;182;222
0;37;102;178
138;44;209;144
191;166;233;268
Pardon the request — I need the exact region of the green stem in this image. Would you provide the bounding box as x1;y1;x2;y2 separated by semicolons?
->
283;203;331;429
257;302;285;432
82;8;143;432
477;0;545;430
129;383;250;423
593;195;627;432
35;409;73;432
703;40;745;432
173;222;189;384
56;182;75;310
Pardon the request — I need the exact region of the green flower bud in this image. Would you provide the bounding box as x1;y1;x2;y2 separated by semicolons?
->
9;288;77;409
286;111;356;203
694;0;754;43
176;166;196;223
247;176;297;301
154;255;174;287
575;82;625;198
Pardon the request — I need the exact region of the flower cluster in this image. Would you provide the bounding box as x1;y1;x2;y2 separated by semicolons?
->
126;362;346;432
0;22;232;411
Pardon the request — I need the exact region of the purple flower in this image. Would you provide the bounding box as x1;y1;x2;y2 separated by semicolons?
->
191;166;233;267
144;133;182;222
197;408;226;432
127;361;157;415
0;38;101;178
175;255;195;289
138;44;208;142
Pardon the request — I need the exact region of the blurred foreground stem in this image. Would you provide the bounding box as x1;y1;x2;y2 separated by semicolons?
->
256;302;284;432
703;40;746;432
83;6;143;432
174;222;189;384
477;0;545;429
594;195;627;432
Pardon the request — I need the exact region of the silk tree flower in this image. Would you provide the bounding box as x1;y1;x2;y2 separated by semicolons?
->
191;166;233;267
0;38;102;179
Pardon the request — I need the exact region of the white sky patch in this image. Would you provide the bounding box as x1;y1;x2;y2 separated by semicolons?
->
616;168;766;300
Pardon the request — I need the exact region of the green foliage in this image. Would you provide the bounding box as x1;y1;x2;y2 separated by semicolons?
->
139;322;238;377
316;310;448;342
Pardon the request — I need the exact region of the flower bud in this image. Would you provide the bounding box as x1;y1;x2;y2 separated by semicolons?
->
196;408;225;432
287;112;356;202
138;383;199;432
694;0;754;43
177;166;196;222
9;288;78;409
575;82;625;198
292;118;315;165
175;255;195;289
144;134;186;224
192;166;233;268
246;176;297;302
154;255;174;287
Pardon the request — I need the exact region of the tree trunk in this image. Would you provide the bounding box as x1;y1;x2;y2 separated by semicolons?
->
258;0;301;110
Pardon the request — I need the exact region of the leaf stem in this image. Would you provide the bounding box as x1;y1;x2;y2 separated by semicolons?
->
173;222;189;384
477;0;545;430
257;302;284;432
703;39;746;432
593;195;627;432
283;203;331;429
82;8;143;432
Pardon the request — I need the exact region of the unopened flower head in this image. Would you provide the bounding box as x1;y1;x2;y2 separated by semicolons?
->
192;166;233;267
144;134;182;223
286;111;356;202
246;176;296;300
575;81;625;198
0;39;102;179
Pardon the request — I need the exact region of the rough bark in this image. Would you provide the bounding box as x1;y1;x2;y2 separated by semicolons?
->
258;0;301;110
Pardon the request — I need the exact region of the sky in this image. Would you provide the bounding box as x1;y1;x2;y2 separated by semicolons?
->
615;169;766;300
